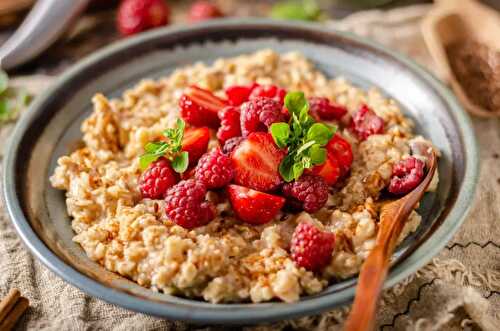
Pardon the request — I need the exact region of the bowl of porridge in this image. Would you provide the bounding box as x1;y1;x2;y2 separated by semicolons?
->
3;19;478;324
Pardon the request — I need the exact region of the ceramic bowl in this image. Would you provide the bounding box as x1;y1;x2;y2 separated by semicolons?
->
3;19;478;324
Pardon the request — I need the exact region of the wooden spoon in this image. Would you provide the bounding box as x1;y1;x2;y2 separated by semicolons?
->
421;0;500;117
344;150;437;331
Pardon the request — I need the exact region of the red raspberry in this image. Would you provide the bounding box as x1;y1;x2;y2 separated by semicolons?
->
194;149;234;189
308;97;347;121
225;83;259;106
291;221;335;271
139;158;178;199
188;1;224;22
117;0;170;36
222;136;244;155
282;174;329;213
164;179;215;229
217;106;241;144
240;97;285;137
388;157;425;195
249;85;287;105
351;104;384;140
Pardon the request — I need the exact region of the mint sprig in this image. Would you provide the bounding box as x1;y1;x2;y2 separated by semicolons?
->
270;92;336;182
139;118;189;172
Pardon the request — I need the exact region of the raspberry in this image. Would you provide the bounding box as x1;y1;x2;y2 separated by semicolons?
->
308;97;347;121
164;179;215;229
351;104;384;140
188;1;223;22
139;158;178;199
291;221;335;271
240;97;285;137
194;149;234;189
282;174;329;213
249;85;287;105
388;157;425;195
222;136;244;155
117;0;170;36
217;106;241;144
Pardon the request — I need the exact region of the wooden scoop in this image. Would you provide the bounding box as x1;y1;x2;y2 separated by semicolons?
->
344;150;437;331
421;0;500;117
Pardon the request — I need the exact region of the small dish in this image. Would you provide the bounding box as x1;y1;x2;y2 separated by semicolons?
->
3;19;478;324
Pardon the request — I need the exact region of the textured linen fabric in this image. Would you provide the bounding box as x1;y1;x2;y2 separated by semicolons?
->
1;5;499;330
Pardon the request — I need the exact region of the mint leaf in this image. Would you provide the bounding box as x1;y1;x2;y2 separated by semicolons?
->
296;140;316;156
292;162;304;180
270;122;290;148
306;123;334;146
139;154;161;171
285;91;308;118
144;142;166;153
279;155;295;182
270;0;322;22
309;145;326;165
0;70;8;95
172;151;189;173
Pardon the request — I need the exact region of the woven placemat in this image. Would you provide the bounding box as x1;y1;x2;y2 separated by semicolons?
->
1;5;499;330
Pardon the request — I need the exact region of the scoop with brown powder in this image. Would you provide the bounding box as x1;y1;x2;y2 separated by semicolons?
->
446;40;500;113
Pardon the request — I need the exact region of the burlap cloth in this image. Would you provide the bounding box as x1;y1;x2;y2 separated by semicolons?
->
1;5;499;330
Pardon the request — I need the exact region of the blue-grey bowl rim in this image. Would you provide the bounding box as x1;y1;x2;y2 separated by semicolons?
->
2;18;479;324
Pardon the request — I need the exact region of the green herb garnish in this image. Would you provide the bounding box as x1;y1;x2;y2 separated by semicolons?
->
270;0;323;22
139;118;189;172
0;70;32;126
270;92;336;182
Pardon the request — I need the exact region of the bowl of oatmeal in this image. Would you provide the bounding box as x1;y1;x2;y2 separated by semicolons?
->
3;20;478;324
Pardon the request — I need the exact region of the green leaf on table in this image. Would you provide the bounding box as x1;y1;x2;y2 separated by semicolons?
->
270;0;322;22
0;70;8;95
171;151;189;173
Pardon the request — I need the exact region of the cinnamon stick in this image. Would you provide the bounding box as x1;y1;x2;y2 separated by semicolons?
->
0;297;29;331
0;289;20;323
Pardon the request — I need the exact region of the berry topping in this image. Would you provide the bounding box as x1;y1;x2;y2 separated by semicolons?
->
217;106;241;144
195;149;234;189
225;83;259;106
308;97;347;121
179;86;228;128
351;104;384;140
227;185;285;225
164;179;215;229
117;0;170;36
326;134;353;176
249;85;287;105
231;132;286;192
310;156;341;186
240;97;285;137
188;1;224;22
282;174;329;213
222;136;245;155
139;158;178;199
181;126;210;166
291;221;335;271
388;157;425;195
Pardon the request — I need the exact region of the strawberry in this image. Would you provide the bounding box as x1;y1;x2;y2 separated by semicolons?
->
181;127;210;166
326;134;353;177
231;132;286;192
291;221;335;271
249;84;287;105
227;185;285;225
225;83;259;106
310;155;341;185
116;0;170;36
179;86;228;128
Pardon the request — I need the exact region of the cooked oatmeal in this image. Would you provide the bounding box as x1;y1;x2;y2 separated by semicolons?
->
50;50;438;303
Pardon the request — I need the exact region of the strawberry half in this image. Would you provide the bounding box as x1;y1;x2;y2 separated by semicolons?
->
326;134;353;176
182;126;210;166
227;184;285;225
179;86;228;128
310;155;341;185
225;83;259;106
231;132;286;192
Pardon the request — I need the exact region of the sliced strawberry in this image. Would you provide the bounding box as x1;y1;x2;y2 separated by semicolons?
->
326;134;353;176
310;155;341;185
179;86;228;128
231;132;286;192
227;184;285;225
225;83;259;106
182;127;210;166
